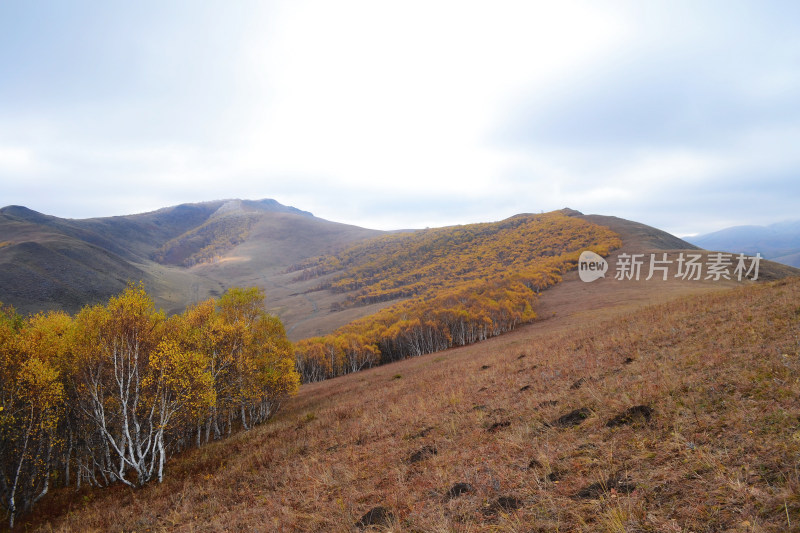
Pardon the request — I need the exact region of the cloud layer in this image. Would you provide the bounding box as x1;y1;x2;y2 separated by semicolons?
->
1;1;798;235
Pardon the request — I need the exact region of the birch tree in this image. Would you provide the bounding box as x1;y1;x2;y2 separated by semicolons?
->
1;310;67;529
72;283;165;487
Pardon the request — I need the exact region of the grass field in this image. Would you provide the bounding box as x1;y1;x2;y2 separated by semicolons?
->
18;274;800;532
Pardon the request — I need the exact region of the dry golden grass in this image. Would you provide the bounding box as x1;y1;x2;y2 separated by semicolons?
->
18;278;800;532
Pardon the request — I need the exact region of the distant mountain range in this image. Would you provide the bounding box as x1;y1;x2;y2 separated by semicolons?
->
687;220;800;268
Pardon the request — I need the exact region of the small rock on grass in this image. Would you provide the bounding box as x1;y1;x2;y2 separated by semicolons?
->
408;444;438;463
356;506;394;529
570;377;586;390
605;405;653;428
576;473;636;499
487;420;511;432
482;496;523;517
554;407;592;427
447;483;474;499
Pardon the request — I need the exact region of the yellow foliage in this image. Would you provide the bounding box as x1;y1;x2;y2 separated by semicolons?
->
1;284;298;522
295;212;621;381
1;309;66;526
149;339;216;420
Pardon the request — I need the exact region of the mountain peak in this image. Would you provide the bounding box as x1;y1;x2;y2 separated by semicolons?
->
203;198;314;219
247;198;313;217
0;205;52;223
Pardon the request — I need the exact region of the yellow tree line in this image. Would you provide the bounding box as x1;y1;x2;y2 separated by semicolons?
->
294;212;621;382
0;285;299;528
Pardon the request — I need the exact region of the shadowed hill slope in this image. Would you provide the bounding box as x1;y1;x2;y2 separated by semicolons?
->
0;200;381;316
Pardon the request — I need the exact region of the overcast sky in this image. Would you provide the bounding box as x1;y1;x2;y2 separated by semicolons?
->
1;1;798;236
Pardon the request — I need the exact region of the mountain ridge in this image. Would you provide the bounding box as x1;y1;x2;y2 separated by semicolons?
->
0;199;378;317
688;219;800;267
1;201;797;341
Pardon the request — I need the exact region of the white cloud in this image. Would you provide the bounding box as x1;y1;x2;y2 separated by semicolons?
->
233;1;629;192
0;146;36;174
0;1;799;234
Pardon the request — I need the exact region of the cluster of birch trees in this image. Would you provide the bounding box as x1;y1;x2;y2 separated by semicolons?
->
294;265;563;382
294;212;623;383
0;285;299;528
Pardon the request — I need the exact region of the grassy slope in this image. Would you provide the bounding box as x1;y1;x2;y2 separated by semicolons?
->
0;218;152;314
0;203;224;315
0;202;383;319
22;277;800;532
194;211;383;338
272;210;621;342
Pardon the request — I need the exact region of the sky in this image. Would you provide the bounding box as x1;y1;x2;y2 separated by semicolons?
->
1;1;798;236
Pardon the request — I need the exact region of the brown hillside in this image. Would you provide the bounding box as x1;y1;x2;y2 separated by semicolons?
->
532;212;799;327
20;275;800;532
276;209;797;344
8;207;800;532
192;210;383;336
3;201;795;340
578;213;700;251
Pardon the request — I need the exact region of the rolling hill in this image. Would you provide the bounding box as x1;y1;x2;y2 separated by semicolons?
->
14;227;800;532
4;201;800;531
2;201;796;345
